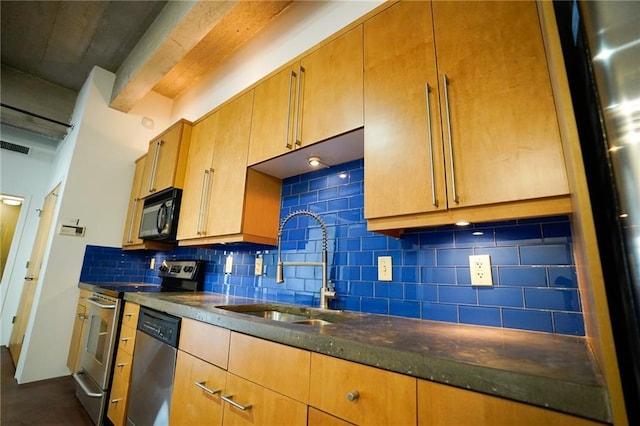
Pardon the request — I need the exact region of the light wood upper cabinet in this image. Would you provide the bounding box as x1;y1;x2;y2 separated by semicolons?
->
364;0;571;230
309;353;417;426
66;289;90;373
178;91;282;246
176;111;219;241
248;25;363;166
417;380;602;426
121;155;146;248
139;119;192;196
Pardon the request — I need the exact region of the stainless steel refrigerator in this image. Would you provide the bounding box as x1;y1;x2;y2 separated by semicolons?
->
554;0;640;419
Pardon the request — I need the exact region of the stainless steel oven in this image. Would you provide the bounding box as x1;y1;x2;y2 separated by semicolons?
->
73;292;122;425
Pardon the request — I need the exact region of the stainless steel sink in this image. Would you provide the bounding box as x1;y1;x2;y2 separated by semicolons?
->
216;303;357;326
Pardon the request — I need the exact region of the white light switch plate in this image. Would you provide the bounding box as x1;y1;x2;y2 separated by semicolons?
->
469;255;493;286
224;255;233;274
254;257;263;276
378;256;392;281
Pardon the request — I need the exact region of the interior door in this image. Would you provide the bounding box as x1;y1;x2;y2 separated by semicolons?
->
8;184;60;365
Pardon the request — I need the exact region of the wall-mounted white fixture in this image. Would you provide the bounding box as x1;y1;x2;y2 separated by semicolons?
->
141;116;155;129
308;156;329;168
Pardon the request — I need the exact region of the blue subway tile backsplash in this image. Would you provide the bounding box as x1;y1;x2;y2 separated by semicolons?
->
79;159;584;336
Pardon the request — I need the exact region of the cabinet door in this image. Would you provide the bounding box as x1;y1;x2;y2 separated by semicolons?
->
222;372;307;426
299;25;363;147
140;121;191;195
248;64;298;166
364;1;444;219
170;350;226;426
176;112;219;240
107;373;129;426
433;0;568;208
309;353;417;425
121;155;146;247
66;289;90;372
205;91;254;237
417;380;601;425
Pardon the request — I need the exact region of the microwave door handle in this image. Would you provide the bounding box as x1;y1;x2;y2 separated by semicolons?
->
157;202;168;233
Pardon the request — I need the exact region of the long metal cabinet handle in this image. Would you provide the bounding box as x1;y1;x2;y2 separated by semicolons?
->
87;297;116;309
199;168;214;235
442;74;459;203
294;65;305;147
126;198;139;243
148;139;163;192
194;381;221;395
425;83;438;207
221;394;253;410
196;169;208;235
285;69;297;149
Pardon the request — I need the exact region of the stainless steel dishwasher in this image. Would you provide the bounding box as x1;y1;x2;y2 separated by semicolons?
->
126;307;180;426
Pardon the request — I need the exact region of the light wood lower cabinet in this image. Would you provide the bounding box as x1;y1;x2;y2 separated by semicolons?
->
308;407;356;426
107;302;140;426
417;380;603;426
308;353;417;426
223;372;307;426
170;321;309;425
169;319;601;426
66;289;90;373
170;350;227;425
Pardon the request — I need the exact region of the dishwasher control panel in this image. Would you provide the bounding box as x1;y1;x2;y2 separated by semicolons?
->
137;307;181;347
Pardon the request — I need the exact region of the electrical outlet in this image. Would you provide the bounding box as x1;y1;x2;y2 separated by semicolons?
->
378;256;393;281
224;255;233;274
469;255;493;286
254;257;263;276
149;258;156;270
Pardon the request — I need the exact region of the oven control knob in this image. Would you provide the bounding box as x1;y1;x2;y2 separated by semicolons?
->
159;264;169;272
183;266;193;273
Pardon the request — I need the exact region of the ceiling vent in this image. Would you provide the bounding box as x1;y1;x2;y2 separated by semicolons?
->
1;140;30;155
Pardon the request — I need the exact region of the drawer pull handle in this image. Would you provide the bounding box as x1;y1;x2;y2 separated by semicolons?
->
194;381;221;395
221;394;253;410
347;391;360;401
110;398;123;404
116;362;127;368
121;337;131;342
124;313;134;317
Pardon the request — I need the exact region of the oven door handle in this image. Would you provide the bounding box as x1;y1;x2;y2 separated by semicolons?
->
73;372;103;398
86;297;117;309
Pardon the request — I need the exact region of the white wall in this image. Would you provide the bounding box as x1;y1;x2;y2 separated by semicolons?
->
0;127;56;346
11;67;172;383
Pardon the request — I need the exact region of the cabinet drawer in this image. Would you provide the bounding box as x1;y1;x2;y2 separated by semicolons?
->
228;332;310;403
117;324;136;355
113;348;133;382
121;302;140;329
107;373;130;426
308;407;356;426
170;350;226;425
417;380;602;426
309;353;417;425
222;372;307;426
179;318;230;368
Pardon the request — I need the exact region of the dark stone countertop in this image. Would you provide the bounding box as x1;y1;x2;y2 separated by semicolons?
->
118;290;610;423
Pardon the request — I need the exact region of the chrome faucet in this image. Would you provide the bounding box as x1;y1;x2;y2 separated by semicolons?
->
276;210;336;309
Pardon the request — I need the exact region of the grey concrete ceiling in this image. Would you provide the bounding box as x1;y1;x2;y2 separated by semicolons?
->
0;0;292;143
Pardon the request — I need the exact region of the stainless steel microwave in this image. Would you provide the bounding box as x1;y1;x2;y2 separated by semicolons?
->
139;187;182;241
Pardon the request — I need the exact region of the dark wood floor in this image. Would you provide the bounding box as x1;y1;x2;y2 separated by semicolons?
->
1;346;94;425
